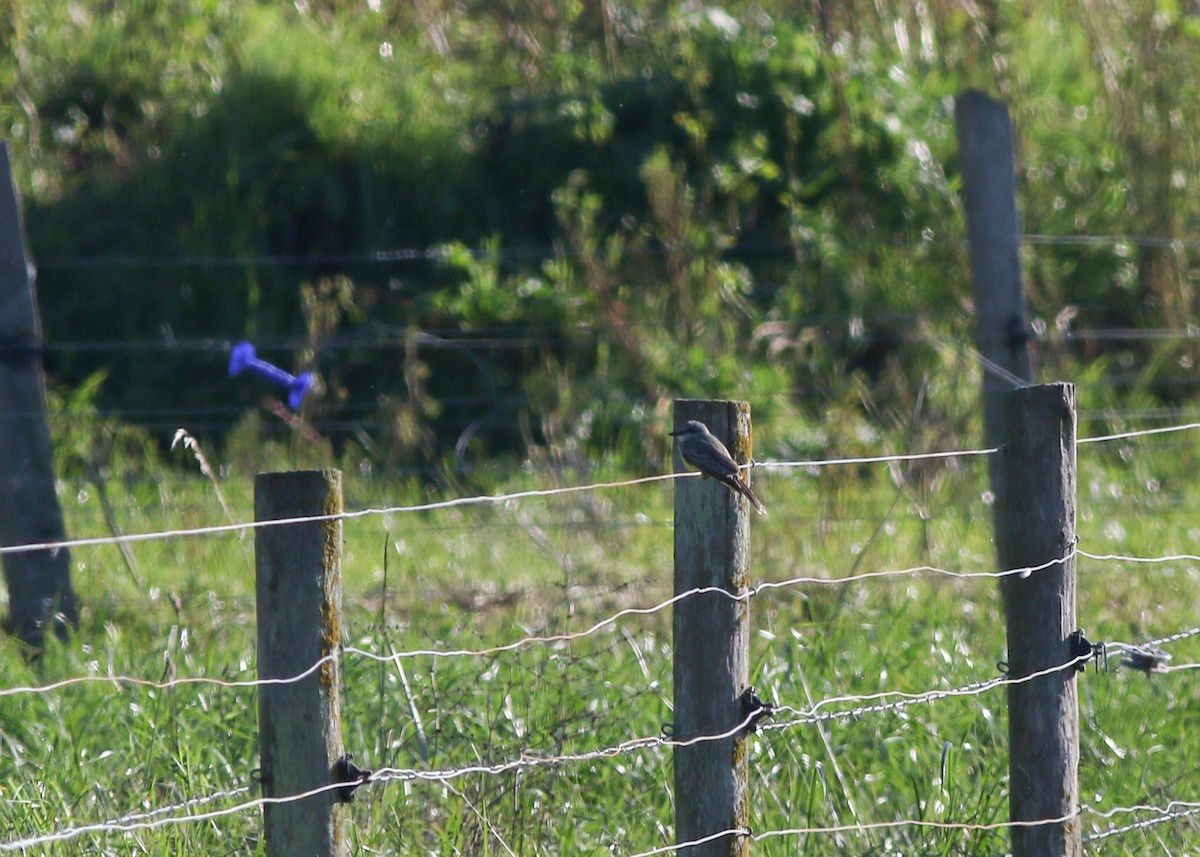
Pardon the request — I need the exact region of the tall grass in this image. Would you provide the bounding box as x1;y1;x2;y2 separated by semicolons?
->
2;419;1199;854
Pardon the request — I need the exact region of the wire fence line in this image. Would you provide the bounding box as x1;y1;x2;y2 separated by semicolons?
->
28;323;1200;361
751;446;996;470
9;747;1194;857
0;784;255;853
0;713;760;852
628;813;1084;857
0;642;1191;850
766;654;1092;728
7;443;1000;556
5;658;1197;855
4;424;1200;851
343;552;1066;664
1082;801;1200;844
0;653;337;698
0;472;690;557
3;616;1192;707
0;781;345;852
3;456;974;558
1075;421;1200;445
627;796;1200;857
1079;548;1200;565
6;546;1200;701
4;418;1200;560
25;317;1200;355
0;469;706;557
8;788;1185;857
0;552;1081;701
1139;626;1200;648
28;230;1200;273
370;710;761;787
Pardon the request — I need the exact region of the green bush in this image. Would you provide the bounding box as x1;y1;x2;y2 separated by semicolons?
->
8;1;1200;468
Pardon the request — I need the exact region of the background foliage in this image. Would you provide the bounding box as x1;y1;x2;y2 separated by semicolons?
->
4;0;1200;466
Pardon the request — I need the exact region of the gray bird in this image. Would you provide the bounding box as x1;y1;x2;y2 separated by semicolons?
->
670;419;767;515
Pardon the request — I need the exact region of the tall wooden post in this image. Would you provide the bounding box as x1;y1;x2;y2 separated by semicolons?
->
672;399;752;856
256;470;348;857
997;384;1080;857
0;142;78;650
956;90;1034;461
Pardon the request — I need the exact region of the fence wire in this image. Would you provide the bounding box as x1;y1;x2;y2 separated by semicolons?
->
9;546;1200;699
2;631;1195;851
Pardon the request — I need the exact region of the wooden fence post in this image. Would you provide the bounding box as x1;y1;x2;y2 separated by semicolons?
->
255;470;348;857
956;90;1034;460
996;384;1080;857
0;142;78;651
672;399;753;856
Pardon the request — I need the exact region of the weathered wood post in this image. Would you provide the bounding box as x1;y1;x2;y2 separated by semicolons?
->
956;90;1034;459
672;399;753;856
255;469;348;857
959;92;1078;857
0;142;78;651
996;384;1080;857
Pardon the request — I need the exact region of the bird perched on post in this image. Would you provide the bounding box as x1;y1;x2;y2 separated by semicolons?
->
670;419;767;515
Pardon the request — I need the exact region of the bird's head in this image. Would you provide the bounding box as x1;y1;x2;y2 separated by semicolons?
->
670;420;709;437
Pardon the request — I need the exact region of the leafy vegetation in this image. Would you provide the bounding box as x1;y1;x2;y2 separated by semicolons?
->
3;0;1199;467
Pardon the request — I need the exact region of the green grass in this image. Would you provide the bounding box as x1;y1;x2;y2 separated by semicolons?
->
2;432;1200;855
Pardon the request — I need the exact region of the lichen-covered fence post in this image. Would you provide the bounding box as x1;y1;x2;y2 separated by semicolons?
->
255;469;349;857
672;399;754;856
997;384;1081;857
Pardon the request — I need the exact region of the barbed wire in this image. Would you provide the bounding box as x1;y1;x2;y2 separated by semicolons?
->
628;789;1200;852
12;771;1194;856
0;782;254;853
1142;626;1200;648
0;669;1050;851
1098;626;1200;660
5;378;1200;851
8;545;1197;699
5;645;1197;852
765;654;1088;729
0;713;758;852
624;809;1083;857
0;780;345;852
371;710;759;787
1083;800;1200;844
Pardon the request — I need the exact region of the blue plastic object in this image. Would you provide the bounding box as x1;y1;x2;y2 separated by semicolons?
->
229;341;312;410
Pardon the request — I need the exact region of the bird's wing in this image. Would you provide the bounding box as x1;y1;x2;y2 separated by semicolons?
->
707;455;742;479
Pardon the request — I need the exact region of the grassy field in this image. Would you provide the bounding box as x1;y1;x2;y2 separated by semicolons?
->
2;419;1200;855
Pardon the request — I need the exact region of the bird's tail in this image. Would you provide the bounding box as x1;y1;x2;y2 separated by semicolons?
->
724;475;767;516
